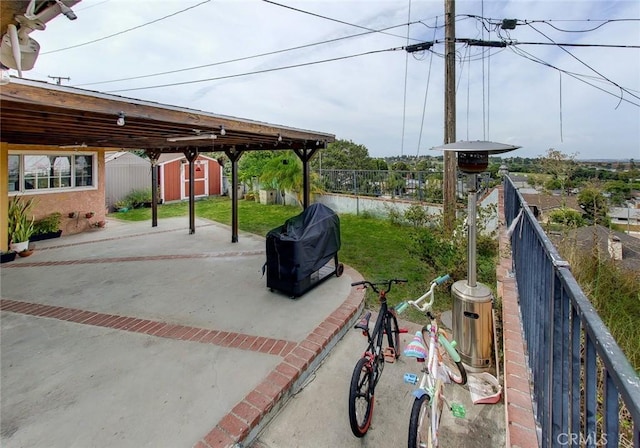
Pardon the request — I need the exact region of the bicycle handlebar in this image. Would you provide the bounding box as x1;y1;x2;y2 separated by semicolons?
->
351;279;408;294
395;274;450;314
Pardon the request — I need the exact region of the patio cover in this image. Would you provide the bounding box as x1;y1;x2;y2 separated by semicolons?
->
0;78;335;245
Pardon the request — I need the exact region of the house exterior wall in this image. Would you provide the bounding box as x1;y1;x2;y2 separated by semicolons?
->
5;144;108;237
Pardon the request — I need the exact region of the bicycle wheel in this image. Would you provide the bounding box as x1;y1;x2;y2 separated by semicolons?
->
384;311;401;359
348;357;374;437
444;358;467;385
408;393;432;448
432;329;467;386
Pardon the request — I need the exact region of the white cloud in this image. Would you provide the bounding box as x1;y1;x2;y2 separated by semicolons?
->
17;0;640;160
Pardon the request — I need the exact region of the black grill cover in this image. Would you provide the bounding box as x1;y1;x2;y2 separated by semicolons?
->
266;203;341;282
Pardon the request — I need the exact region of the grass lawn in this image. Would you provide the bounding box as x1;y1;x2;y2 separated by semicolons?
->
112;197;466;322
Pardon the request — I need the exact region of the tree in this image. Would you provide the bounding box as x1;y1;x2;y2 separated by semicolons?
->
391;161;410;171
578;183;609;225
371;158;389;170
312;139;375;170
260;151;302;206
239;151;276;191
540;148;578;200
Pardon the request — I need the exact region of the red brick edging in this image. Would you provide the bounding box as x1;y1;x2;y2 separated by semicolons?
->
195;265;365;448
497;186;539;448
0;298;297;357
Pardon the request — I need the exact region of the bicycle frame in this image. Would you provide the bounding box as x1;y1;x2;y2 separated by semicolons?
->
349;279;405;438
397;274;466;447
357;292;396;385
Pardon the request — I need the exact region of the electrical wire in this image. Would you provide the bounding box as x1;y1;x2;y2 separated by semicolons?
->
462;15;639;34
106;46;405;93
417;16;438;156
559;72;563;142
74;21;422;87
401;0;413;156
527;22;640;107
507;45;640;108
261;0;421;42
41;0;212;55
526;18;640;33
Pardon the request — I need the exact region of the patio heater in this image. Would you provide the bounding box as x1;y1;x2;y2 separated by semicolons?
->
432;141;520;371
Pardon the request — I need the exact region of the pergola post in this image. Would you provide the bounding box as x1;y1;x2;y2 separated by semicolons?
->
224;147;243;243
184;148;199;234
146;149;161;228
293;145;320;209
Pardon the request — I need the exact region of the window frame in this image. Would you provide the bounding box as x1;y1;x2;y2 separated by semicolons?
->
8;150;98;196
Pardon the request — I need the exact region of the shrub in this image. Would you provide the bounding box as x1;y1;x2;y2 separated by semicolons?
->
404;204;429;227
549;208;585;227
124;189;152;208
33;212;62;235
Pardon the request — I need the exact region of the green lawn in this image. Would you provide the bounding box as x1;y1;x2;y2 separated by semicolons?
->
112;197;461;321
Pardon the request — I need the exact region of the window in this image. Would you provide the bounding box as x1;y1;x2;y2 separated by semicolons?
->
8;152;96;193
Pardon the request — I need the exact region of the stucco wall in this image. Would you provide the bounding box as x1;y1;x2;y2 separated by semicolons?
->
6;144;108;237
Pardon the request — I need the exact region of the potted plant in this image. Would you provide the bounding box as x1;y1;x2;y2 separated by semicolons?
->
8;196;35;253
1;250;17;264
31;212;63;241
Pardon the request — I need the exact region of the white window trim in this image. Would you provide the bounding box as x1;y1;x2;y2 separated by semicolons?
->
8;150;99;196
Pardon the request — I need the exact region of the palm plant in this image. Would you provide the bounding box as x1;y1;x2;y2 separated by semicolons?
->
8;196;36;244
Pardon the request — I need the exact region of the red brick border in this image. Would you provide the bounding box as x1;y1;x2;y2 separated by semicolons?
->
2;263;366;448
0;298;293;355
497;186;539;448
193;265;365;448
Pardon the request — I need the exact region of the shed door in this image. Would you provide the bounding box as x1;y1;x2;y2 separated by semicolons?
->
180;160;209;200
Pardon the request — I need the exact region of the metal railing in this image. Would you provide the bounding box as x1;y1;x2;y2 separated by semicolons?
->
316;169;444;202
504;176;640;448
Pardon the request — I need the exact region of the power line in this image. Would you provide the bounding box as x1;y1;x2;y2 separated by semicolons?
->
106;47;405;93
527;23;640;105
507;44;640;108
261;0;421;42
74;21;421;87
463;15;639;34
42;0;211;55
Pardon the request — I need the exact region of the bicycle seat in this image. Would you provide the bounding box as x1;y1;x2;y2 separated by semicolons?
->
355;312;372;331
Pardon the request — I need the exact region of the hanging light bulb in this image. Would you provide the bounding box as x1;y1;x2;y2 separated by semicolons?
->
220;125;226;136
116;112;126;126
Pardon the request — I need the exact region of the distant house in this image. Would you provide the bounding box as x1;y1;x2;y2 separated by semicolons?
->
157;154;223;203
561;225;640;274
608;207;640;230
105;151;151;211
521;193;584;223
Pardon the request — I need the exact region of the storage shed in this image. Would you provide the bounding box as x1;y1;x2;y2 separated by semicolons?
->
157;153;222;202
105;151;151;210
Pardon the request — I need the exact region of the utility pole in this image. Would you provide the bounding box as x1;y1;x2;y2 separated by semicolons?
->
443;0;457;232
48;76;70;85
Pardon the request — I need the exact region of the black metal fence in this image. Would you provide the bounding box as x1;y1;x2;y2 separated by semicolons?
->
315;169;493;203
504;176;640;448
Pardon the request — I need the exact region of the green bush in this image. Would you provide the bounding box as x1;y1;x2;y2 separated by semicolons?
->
123;189;152;208
33;212;62;235
404;204;429;227
549;208;585;227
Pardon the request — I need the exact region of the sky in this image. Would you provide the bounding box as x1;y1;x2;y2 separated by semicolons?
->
12;0;640;160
